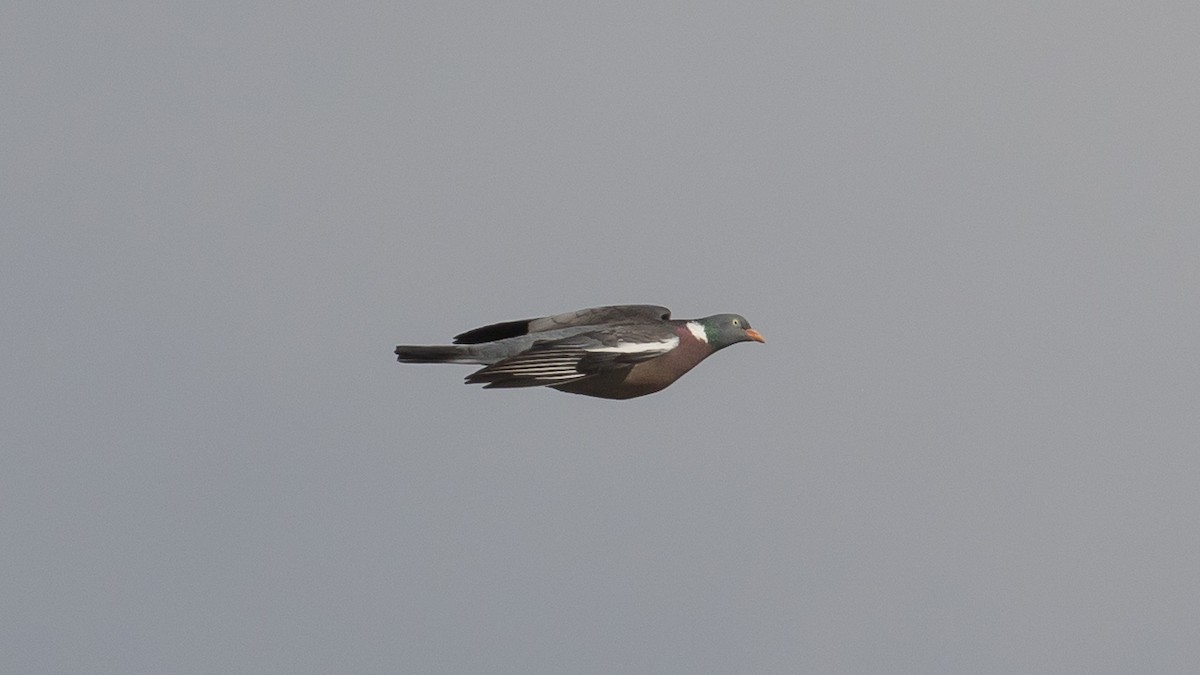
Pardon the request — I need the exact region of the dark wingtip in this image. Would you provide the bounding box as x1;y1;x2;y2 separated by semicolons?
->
453;318;534;344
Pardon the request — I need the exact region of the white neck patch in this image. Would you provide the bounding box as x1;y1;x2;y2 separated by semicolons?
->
686;321;708;343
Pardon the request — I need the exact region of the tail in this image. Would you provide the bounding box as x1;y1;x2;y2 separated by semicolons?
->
394;344;480;364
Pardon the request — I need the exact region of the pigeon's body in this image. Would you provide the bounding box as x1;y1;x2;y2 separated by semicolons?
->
394;304;763;399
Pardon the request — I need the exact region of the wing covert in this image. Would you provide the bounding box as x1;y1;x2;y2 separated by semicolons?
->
453;304;671;344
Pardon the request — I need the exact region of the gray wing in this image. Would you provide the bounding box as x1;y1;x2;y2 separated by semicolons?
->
453;304;671;344
464;323;679;388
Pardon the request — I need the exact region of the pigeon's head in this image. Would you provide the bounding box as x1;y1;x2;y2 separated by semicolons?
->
696;314;765;350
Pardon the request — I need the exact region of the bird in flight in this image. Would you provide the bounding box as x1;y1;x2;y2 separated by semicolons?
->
394;304;764;399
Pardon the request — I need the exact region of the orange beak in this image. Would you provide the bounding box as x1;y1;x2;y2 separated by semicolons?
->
744;328;765;343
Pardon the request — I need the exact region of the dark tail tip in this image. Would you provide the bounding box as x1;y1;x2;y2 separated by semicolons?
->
395;345;471;363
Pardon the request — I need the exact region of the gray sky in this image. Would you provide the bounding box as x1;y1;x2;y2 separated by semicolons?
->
4;2;1199;673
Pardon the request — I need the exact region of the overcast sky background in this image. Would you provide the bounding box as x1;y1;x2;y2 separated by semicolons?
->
4;3;1199;673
